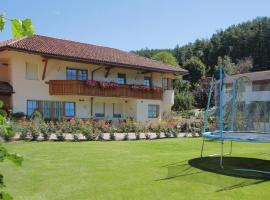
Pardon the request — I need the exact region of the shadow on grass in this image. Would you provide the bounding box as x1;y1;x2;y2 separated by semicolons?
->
157;163;204;181
160;157;270;191
189;157;270;180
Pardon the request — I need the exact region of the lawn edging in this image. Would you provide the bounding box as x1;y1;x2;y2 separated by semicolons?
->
11;132;200;142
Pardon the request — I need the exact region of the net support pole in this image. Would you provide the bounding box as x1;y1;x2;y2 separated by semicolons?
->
264;102;267;132
200;74;214;158
229;80;237;155
219;64;224;169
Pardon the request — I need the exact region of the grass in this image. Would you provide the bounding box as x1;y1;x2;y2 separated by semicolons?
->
2;138;270;200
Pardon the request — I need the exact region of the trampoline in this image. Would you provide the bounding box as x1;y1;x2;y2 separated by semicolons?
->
201;64;270;172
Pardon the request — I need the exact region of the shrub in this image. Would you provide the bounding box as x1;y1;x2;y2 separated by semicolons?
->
94;120;110;133
97;133;104;141
11;112;26;120
29;125;40;141
135;132;140;140
73;133;80;142
123;133;129;141
165;132;171;138
39;122;51;140
56;130;65;141
156;132;161;139
145;133;150;140
172;131;178;138
81;124;94;141
173;92;194;112
1;124;16;142
14;120;30;140
109;133;115;141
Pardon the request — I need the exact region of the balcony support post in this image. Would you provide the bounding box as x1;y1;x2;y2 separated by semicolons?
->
105;67;113;78
42;58;48;80
90;97;94;117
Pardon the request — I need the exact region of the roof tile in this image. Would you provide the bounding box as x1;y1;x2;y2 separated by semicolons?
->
0;35;187;74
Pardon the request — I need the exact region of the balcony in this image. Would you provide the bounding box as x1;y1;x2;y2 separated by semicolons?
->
49;80;163;100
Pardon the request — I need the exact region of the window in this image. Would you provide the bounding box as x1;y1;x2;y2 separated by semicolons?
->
252;80;270;91
95;102;105;118
148;104;159;118
27;100;38;116
66;68;77;80
66;68;88;80
41;101;51;119
117;73;126;84
144;77;151;87
26;62;38;80
78;69;88;80
225;83;233;93
162;78;173;90
65;102;75;117
162;78;169;90
27;100;75;119
113;103;122;118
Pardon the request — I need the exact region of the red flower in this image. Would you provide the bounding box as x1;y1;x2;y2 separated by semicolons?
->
86;80;98;87
99;81;118;89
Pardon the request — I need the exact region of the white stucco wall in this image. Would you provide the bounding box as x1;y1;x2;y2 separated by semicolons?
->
0;50;177;122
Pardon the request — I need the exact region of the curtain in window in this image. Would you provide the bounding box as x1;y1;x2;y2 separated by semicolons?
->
95;102;104;117
27;100;38;116
53;102;63;119
26;63;38;80
41;101;51;119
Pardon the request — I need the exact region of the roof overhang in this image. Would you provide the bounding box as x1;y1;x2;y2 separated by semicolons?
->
0;46;188;75
0;82;14;95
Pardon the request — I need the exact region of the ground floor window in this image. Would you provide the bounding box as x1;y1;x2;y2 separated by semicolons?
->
95;102;105;118
113;103;122;118
27;100;75;119
148;104;159;118
65;102;75;117
27;100;38;116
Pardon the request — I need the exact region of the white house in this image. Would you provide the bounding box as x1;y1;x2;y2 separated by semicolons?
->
0;35;187;123
223;70;270;131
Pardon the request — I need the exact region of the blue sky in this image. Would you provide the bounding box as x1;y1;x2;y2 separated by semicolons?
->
1;0;270;51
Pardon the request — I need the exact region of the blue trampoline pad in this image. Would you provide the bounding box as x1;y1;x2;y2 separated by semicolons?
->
203;131;270;142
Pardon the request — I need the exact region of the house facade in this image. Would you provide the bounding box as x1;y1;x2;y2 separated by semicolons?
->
0;35;187;123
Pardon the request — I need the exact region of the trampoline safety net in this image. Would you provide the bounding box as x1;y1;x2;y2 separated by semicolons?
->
204;66;270;142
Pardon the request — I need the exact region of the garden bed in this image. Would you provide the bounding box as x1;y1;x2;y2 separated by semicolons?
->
12;131;200;142
3;116;202;142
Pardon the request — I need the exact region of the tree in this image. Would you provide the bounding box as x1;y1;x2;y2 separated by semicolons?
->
217;55;253;75
183;56;206;86
217;55;236;75
0;13;34;200
173;92;194;111
172;78;194;111
152;51;179;66
0;15;34;38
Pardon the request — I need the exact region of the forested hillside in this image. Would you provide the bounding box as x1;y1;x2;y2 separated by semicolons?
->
133;17;270;73
132;17;270;110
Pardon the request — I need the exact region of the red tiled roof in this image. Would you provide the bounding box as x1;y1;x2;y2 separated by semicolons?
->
0;35;188;74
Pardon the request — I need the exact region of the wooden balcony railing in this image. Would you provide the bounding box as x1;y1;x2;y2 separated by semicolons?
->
49;80;163;100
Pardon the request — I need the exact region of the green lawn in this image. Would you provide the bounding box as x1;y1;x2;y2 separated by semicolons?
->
2;138;270;200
